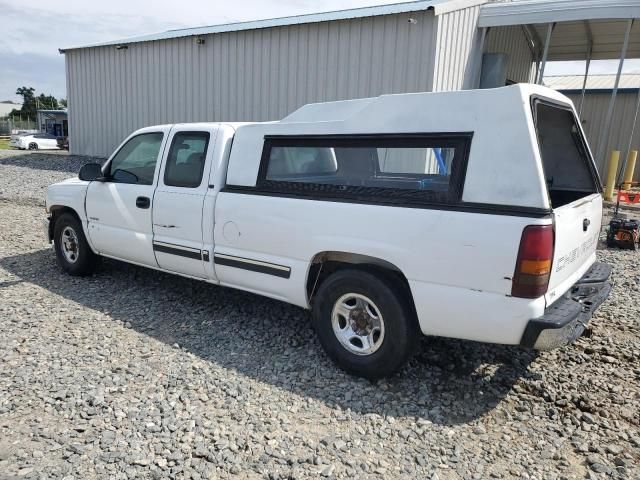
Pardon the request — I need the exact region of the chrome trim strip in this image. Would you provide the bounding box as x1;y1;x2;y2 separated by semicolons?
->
213;253;291;279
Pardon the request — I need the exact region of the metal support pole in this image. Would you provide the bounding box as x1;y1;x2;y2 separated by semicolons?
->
617;83;640;186
475;27;489;89
579;21;593;117
522;25;542;82
595;19;634;170
579;56;591;116
524;24;544;82
537;23;555;85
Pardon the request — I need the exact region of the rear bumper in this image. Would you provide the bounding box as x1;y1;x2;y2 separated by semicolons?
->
520;262;612;350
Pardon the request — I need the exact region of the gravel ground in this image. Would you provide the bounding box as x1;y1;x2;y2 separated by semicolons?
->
0;150;102;206
0;152;638;480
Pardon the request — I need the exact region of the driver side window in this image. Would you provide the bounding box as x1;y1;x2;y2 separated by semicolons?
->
108;132;164;185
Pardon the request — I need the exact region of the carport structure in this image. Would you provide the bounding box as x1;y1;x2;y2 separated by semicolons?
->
479;0;640;182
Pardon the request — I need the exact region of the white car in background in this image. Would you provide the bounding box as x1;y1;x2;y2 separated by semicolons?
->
10;132;60;150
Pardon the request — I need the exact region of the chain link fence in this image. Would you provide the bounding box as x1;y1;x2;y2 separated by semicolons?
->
0;116;38;135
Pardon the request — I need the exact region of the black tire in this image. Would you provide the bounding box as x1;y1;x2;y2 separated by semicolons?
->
53;213;98;276
312;269;418;379
28;142;38;150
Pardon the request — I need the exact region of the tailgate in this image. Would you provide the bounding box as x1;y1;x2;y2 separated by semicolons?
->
545;193;601;305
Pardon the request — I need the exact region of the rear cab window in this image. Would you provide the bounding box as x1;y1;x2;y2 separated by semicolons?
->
164;132;210;188
260;135;471;205
532;99;601;208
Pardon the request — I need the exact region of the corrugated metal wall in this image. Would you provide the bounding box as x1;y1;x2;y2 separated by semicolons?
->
565;91;640;182
66;10;441;158
433;4;482;91
484;26;535;84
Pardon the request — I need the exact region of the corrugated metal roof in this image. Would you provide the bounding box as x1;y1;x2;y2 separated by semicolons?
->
60;0;486;52
545;74;640;91
480;0;640;61
479;0;640;28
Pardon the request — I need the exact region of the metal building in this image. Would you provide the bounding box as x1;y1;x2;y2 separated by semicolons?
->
478;0;640;183
61;0;640;168
36;109;68;137
60;0;495;157
547;74;640;182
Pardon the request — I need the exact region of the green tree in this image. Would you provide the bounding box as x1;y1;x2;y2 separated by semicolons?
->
59;98;68;108
12;87;62;119
16;86;35;100
15;87;36;119
36;94;59;110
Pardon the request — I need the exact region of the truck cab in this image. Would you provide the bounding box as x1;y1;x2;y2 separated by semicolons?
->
46;84;611;379
47;123;236;280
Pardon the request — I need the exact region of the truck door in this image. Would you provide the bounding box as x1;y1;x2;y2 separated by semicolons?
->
152;125;219;278
85;127;171;267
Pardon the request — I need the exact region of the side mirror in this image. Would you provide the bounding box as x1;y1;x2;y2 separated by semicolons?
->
79;163;104;181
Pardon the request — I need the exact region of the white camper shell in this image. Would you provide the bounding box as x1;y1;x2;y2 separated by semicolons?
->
45;84;611;378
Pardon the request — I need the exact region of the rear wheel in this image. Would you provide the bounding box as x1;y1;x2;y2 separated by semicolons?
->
53;213;98;276
28;142;38;150
312;269;418;379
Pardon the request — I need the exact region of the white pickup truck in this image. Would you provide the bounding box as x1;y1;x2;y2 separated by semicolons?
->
45;84;611;378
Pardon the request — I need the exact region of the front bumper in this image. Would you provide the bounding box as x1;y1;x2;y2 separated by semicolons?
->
520;262;612;350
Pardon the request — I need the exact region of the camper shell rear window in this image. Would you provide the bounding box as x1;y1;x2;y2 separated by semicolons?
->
532;98;601;208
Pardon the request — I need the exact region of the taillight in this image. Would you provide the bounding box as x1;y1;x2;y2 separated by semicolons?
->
512;225;555;299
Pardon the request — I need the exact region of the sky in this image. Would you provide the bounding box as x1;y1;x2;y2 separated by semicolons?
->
1;0;639;103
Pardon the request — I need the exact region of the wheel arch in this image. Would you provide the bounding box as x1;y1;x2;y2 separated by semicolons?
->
306;251;417;315
48;205;82;243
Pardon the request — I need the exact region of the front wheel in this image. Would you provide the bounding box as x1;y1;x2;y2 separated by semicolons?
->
28;142;38;150
312;269;418;379
53;213;98;276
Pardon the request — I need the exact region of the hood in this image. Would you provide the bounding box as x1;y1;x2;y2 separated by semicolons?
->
52;176;89;187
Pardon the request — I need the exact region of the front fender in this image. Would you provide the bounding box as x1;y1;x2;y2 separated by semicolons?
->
46;177;94;249
46;177;90;220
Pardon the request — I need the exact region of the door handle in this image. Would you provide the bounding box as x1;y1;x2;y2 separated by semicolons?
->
136;196;151;209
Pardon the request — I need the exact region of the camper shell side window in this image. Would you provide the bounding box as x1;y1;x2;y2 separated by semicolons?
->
256;134;472;206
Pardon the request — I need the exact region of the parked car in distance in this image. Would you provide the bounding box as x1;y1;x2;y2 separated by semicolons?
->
8;131;34;147
44;84;611;379
11;132;60;150
57;136;69;150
